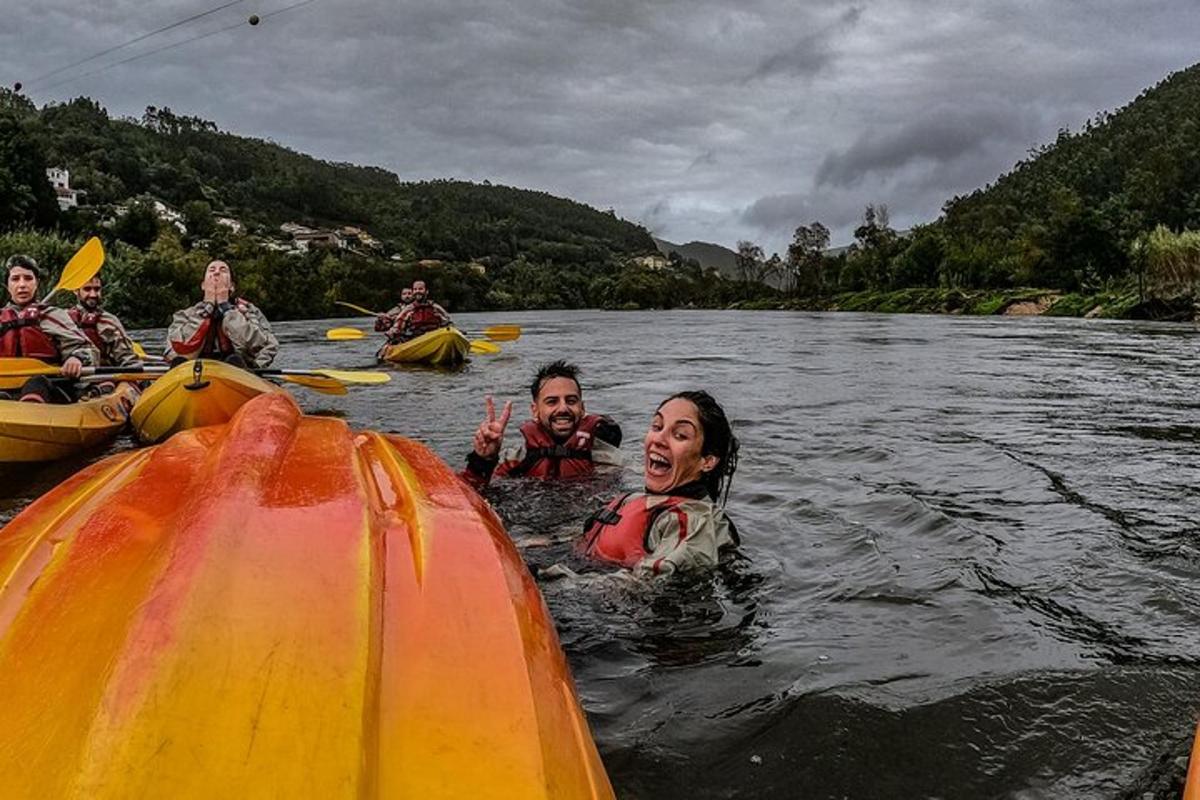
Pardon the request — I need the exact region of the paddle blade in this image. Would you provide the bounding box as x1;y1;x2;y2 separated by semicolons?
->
278;374;349;395
470;339;501;355
483;324;522;342
51;237;105;295
334;300;381;316
326;327;367;341
0;357;60;376
311;369;391;385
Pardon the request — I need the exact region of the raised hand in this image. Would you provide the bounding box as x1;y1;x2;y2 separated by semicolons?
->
473;395;513;459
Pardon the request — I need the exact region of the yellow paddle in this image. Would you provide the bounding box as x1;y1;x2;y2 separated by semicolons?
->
469;340;501;355
335;300;381;316
326;327;366;340
43;237;105;302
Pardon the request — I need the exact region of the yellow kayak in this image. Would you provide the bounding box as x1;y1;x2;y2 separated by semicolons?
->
0;381;140;462
129;358;280;444
0;392;614;799
378;326;470;366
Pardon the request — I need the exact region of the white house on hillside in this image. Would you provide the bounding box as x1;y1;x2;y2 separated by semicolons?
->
46;167;80;210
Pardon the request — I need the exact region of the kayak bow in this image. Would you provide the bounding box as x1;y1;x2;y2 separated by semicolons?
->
0;392;614;799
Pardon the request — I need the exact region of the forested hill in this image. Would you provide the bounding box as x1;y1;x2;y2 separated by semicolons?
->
937;62;1200;289
5;93;656;261
0;90;765;326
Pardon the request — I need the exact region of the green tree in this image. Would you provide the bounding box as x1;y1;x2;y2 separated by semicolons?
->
0;111;58;231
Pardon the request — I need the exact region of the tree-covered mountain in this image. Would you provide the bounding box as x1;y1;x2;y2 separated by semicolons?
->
743;62;1200;318
0;90;774;325
652;237;739;278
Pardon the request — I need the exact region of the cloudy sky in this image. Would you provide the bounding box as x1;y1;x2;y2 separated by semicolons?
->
4;0;1198;252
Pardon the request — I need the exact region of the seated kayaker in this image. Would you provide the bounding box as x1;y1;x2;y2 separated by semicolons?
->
70;276;142;368
375;287;413;332
1;254;98;403
580;390;740;577
388;280;450;343
462;360;623;487
166;259;279;369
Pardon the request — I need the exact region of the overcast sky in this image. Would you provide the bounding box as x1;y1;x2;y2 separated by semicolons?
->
4;0;1198;252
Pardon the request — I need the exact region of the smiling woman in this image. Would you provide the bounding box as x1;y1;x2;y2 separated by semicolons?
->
581;390;740;577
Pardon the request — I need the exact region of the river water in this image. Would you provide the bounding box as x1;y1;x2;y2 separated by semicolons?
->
3;309;1198;799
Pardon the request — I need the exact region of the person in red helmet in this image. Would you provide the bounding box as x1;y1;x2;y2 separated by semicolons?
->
462;360;623;487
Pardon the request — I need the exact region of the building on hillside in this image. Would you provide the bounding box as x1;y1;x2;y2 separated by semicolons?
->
280;222;314;237
215;216;244;234
416;259;444;269
468;261;486;275
149;200;187;234
46;167;81;210
293;229;345;252
633;253;669;271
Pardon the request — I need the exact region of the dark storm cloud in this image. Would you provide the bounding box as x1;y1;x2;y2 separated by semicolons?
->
815;107;1037;188
3;0;1199;252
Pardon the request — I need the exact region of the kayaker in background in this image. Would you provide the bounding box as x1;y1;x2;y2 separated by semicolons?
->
374;287;413;333
580;390;740;577
462;360;623;487
166;259;279;369
70;276;142;368
387;280;451;343
0;254;98;403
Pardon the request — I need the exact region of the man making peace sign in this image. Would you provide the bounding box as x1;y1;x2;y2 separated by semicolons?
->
461;361;623;488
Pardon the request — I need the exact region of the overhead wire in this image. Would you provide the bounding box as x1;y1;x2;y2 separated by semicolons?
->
34;0;322;93
25;0;246;87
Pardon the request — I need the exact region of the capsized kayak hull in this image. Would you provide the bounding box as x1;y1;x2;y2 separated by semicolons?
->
0;392;613;799
129;358;279;443
378;326;470;366
0;381;139;462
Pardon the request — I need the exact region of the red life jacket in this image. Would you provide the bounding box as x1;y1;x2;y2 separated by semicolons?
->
0;305;60;361
581;492;689;568
509;414;607;479
68;307;104;351
405;302;445;336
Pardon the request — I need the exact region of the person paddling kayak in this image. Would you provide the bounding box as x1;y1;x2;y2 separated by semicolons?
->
70;276;142;368
166;259;279;368
580;390;740;577
387;280;451;343
375;287;413;333
462;360;623;487
0;254;98;403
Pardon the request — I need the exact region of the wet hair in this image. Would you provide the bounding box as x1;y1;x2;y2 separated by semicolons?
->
658;390;739;504
530;360;582;400
5;254;40;280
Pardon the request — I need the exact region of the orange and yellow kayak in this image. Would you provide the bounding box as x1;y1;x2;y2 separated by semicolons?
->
129;358;280;444
1185;723;1200;800
378;326;470;367
0;381;139;462
0;392;613;799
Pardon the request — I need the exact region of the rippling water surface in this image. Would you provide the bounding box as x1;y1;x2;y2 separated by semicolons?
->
4;309;1199;799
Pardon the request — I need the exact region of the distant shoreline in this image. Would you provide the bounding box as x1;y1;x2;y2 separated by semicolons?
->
728;287;1198;323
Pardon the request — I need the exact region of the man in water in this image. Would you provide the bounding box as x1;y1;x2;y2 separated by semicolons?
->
387;280;451;343
166;259;279;368
375;287;413;333
70;276;142;368
0;254;98;402
462;360;623;487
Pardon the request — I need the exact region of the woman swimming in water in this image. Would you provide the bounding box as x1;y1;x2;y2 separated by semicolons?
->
581;390;739;577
